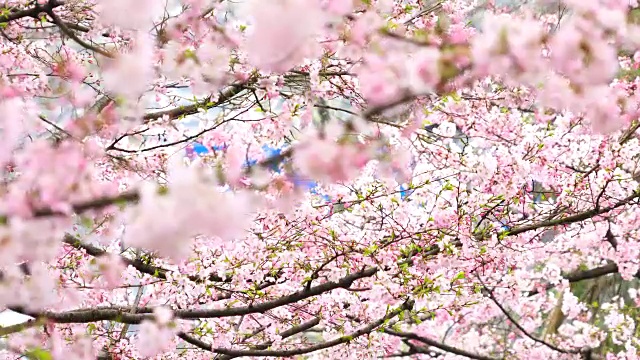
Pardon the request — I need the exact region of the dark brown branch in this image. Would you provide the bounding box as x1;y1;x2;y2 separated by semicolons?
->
107;103;261;153
46;9;114;58
0;0;64;24
305;252;345;291
479;276;587;355
0;144;290;220
141;70;354;124
31;190;140;217
210;300;413;358
61;234;228;283
288;70;355;77
58;22;114;38
107;119;233;153
527;262;640;296
12;267;378;324
180;317;321;360
276;317;321;338
563;263;623;283
362;92;420;120
382;340;447;358
313;104;358;116
58;233;640;303
505;190;640;236
0;317;46;336
178;332;212;352
16;185;639;306
142;79;255;122
103;127;149;152
604;228;618;249
619;120;640;145
473;200;506;233
384;329;498;360
103;78;258;151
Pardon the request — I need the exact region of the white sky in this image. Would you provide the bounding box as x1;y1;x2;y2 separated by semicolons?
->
0;310;32;327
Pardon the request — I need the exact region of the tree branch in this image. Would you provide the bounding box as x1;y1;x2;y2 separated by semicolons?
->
142;78;256;122
46;8;114;58
106;116;252;153
29;190;140;218
0;0;64;24
180;317;321;360
478;275;587;355
206;300;413;358
62;234;228;283
505;190;640;236
383;329;498;360
11;267;378;324
527;262;640;296
0;317;47;336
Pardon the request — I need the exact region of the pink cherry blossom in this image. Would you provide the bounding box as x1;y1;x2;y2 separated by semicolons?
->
326;0;355;15
0;1;639;359
244;0;326;73
94;0;163;30
102;33;156;100
122;159;259;261
95;253;125;289
135;317;176;357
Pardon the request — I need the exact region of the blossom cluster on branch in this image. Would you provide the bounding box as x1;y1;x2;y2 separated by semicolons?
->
0;0;640;359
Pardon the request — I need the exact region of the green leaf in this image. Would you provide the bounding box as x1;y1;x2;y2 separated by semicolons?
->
157;185;169;195
80;216;94;229
87;322;97;334
453;271;465;281
184;49;198;59
363;244;378;256
25;348;52;360
340;335;354;342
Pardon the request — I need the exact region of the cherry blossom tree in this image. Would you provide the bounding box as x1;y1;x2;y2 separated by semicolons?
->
1;0;640;359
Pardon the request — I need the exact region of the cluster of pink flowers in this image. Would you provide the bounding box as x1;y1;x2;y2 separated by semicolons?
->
0;0;640;359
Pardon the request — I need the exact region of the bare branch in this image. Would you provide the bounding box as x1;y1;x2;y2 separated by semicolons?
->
46;8;114;58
